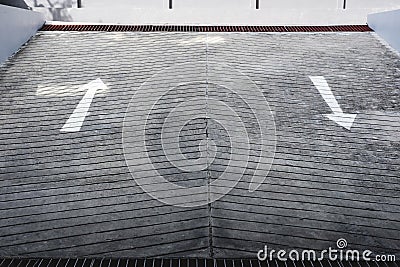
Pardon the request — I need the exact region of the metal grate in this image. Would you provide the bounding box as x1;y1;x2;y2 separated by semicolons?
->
39;24;373;32
0;259;398;267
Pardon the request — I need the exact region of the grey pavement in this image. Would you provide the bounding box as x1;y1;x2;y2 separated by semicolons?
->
0;31;399;258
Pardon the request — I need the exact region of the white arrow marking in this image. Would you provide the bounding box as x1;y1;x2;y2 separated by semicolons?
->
61;78;107;132
309;76;357;130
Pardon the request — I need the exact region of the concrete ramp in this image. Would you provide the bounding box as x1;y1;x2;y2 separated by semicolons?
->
0;29;399;258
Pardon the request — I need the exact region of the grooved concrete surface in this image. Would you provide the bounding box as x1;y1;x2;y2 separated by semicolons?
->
0;31;399;258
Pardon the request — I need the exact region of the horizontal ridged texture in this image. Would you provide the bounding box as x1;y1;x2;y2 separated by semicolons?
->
0;31;398;258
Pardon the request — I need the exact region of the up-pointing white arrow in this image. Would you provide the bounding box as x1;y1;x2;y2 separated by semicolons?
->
61;78;107;132
309;76;357;130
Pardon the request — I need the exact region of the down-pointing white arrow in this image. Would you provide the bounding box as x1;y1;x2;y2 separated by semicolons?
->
309;76;357;130
61;78;107;132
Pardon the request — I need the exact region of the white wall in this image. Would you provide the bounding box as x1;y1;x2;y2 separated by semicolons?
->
173;0;252;9
0;4;45;64
347;0;400;9
37;6;400;25
368;9;400;52
74;0;400;10
77;0;343;9
81;0;165;8
30;0;400;25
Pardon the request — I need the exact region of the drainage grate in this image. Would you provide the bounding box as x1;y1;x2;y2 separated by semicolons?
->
39;24;372;32
0;259;397;267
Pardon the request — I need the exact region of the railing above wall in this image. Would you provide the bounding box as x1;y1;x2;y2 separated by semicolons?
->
70;0;270;10
27;0;400;24
24;0;400;10
73;0;356;10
